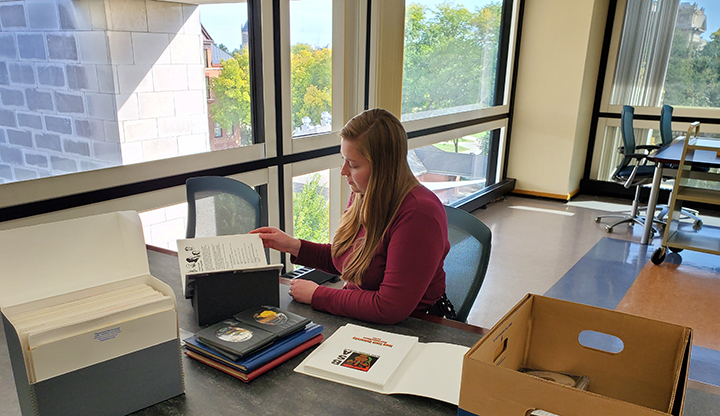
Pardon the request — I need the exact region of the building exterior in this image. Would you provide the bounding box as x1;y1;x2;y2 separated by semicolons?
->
676;2;707;48
202;24;246;151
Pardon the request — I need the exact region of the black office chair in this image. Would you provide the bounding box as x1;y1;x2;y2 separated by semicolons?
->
185;176;262;238
653;105;703;228
443;205;492;323
595;105;663;234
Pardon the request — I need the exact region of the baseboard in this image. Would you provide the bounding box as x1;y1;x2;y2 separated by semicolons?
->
511;188;579;201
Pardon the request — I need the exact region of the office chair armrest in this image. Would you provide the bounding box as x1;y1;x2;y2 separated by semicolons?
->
624;164;640;188
626;152;649;160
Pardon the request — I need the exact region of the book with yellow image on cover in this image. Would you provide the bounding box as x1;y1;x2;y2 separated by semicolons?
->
233;305;310;338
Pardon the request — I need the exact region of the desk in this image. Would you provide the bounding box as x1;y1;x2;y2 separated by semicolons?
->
0;247;484;416
643;138;720;244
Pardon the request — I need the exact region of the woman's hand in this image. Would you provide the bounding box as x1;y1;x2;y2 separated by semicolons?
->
249;227;302;257
288;279;319;304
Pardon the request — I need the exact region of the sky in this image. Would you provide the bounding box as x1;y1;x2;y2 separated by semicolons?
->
199;0;720;50
199;0;497;50
199;1;333;51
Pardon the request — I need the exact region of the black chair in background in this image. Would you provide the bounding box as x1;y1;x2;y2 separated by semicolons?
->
185;176;262;238
595;106;665;235
443;205;492;323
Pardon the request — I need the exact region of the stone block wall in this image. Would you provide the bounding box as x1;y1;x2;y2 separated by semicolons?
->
0;0;209;183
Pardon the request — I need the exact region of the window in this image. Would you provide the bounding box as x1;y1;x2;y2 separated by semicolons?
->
663;1;720;108
590;0;720;185
2;1;519;262
293;170;330;244
0;1;254;186
410;130;496;205
609;0;720;108
290;0;333;138
201;3;254;148
402;1;504;121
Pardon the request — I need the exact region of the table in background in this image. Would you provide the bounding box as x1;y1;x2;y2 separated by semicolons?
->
643;138;720;245
0;247;485;416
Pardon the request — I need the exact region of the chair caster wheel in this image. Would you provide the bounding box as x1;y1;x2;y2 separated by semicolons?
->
595;217;601;223
651;247;666;265
605;226;613;233
693;220;702;231
669;247;683;253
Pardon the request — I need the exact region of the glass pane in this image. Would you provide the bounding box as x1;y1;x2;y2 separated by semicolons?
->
663;1;720;108
402;1;503;121
610;0;720;108
201;3;253;149
0;1;252;186
410;131;494;205
139;202;188;250
290;0;333;138
293;170;330;243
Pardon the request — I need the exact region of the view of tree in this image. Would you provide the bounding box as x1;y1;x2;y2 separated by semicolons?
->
291;44;332;131
403;2;502;115
209;48;253;146
293;174;330;243
208;43;332;139
663;28;720;108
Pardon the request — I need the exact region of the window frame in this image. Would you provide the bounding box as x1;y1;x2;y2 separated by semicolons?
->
1;0;521;251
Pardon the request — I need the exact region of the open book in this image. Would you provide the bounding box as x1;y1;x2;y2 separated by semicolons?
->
177;234;282;298
295;324;470;405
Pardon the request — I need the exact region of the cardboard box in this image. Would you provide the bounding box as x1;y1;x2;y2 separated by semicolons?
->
458;294;692;416
0;212;184;416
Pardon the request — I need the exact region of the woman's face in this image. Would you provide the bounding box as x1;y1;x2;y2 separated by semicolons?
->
340;138;371;194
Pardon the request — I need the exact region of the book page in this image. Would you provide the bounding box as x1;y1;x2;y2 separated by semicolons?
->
385;342;469;405
177;234;268;295
299;324;418;389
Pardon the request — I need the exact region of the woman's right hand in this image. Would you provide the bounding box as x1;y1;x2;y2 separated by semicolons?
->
249;227;302;257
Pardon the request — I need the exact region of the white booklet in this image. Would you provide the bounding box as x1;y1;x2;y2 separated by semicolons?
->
295;323;470;405
177;234;281;297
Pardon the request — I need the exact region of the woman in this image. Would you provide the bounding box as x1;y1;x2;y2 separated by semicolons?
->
252;108;450;324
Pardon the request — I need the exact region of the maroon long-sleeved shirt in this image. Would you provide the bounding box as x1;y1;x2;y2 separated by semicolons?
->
293;185;449;324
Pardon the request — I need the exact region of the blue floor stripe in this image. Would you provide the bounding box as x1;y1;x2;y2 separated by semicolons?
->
544;237;656;310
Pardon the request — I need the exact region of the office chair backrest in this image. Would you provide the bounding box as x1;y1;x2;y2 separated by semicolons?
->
660;104;674;146
610;105;637;180
620;105;636;155
186;176;262;238
443;205;492;323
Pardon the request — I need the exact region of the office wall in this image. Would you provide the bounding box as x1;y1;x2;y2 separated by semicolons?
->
507;0;609;199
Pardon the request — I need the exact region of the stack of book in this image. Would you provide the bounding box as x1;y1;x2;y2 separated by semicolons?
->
183;305;323;382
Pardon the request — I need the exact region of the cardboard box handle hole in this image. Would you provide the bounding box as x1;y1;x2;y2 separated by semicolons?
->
578;330;624;354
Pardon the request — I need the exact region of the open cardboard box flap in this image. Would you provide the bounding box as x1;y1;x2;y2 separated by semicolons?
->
459;294;692;416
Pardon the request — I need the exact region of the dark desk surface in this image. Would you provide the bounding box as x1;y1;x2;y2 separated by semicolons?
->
0;247;485;416
648;137;720;167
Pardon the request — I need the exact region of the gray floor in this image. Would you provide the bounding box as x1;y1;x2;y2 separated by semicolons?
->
464;194;720;330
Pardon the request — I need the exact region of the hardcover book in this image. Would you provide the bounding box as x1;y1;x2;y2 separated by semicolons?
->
184;322;324;373
185;334;323;383
295;323;470;405
196;319;276;361
233;306;311;338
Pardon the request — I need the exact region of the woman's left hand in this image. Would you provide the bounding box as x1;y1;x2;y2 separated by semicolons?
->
288;279;319;304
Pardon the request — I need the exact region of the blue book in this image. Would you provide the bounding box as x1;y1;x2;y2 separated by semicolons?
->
184;322;323;373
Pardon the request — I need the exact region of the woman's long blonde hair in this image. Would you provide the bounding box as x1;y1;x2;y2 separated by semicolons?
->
331;109;419;285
